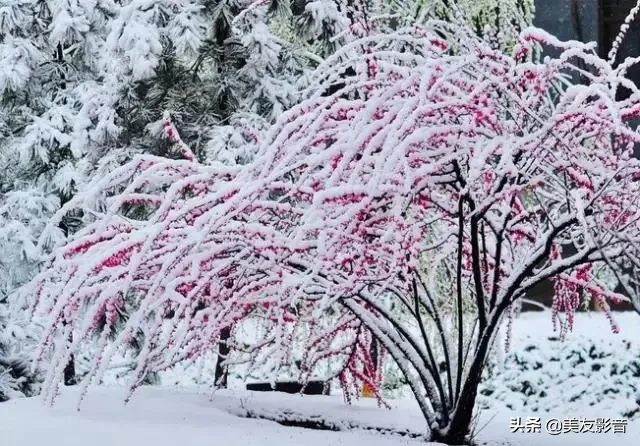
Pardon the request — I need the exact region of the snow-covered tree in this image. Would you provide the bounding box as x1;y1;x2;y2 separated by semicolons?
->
25;17;640;442
326;0;534;50
435;0;534;48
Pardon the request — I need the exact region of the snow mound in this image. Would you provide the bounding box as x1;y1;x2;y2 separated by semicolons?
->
0;386;440;446
207;388;430;440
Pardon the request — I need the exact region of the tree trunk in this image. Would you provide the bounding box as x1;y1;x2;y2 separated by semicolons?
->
63;355;76;386
436;375;481;444
214;325;231;388
433;319;500;445
61;321;76;386
369;336;379;371
59;194;76;386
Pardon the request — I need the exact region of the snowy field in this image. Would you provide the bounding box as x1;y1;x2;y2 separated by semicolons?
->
1;310;639;446
0;384;636;446
0;387;435;446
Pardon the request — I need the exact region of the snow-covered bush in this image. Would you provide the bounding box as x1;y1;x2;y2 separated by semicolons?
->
479;335;640;419
0;189;62;298
0;188;56;401
0;304;42;402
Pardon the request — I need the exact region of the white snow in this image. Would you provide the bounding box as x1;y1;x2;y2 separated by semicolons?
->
0;382;638;446
0;386;438;446
506;310;640;349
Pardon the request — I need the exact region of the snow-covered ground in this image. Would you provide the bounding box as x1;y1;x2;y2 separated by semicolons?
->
0;384;636;446
0;386;435;446
1;311;639;446
507;310;640;348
